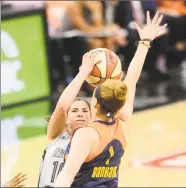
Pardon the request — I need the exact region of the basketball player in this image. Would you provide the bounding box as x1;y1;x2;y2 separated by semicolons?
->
55;11;167;187
37;52;100;187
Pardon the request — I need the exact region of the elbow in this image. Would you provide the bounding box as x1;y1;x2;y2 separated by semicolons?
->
55;103;69;116
119;111;132;122
47;127;58;140
47;132;56;140
124;112;132;121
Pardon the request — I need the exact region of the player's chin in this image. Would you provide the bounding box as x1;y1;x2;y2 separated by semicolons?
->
74;121;87;129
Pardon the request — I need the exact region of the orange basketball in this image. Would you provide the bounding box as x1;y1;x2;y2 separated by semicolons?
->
86;48;122;87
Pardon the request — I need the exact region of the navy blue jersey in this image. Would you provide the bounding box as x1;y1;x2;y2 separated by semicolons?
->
65;118;127;188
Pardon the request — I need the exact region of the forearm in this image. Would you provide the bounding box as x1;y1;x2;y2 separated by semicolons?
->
56;72;87;110
125;43;149;83
55;170;74;187
119;43;149;120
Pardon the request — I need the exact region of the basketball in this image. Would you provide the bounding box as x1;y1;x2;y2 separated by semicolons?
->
86;48;122;87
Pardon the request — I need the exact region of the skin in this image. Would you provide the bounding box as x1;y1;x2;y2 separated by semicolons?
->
55;11;168;187
47;46;101;141
3;173;27;188
66;100;91;136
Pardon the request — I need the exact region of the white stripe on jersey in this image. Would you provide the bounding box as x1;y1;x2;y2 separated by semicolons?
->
38;131;70;187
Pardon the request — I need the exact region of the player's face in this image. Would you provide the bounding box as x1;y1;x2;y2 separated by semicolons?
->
67;100;91;132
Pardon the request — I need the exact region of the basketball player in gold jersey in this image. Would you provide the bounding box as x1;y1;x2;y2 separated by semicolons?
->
55;11;167;187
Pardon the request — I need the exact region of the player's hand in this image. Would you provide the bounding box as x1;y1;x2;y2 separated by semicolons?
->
4;173;27;187
134;11;167;41
79;52;101;76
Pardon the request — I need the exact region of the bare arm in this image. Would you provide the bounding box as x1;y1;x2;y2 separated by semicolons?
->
119;43;149;119
47;53;100;139
47;72;88;139
55;127;99;187
118;11;167;121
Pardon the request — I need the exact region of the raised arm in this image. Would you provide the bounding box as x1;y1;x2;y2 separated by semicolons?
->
118;11;167;120
47;53;100;139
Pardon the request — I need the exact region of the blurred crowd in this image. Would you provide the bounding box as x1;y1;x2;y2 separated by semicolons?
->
2;0;186;91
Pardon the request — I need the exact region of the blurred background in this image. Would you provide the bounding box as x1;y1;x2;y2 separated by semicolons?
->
1;0;186;187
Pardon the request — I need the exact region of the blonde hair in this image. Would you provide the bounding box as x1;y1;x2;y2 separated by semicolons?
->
95;80;127;116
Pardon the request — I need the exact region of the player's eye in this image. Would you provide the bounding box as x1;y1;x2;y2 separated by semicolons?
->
71;110;77;112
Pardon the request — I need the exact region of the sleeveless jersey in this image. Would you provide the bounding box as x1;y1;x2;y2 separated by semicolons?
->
38;131;70;187
66;118;127;188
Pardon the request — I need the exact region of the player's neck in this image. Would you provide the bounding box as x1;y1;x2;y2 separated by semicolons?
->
93;113;113;122
67;127;73;136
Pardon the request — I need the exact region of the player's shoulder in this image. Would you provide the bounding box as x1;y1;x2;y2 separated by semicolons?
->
74;127;100;142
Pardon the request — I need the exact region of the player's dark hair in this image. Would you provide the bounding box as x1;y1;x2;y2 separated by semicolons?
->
45;97;90;122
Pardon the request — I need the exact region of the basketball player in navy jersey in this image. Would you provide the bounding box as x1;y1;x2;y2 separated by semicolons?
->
55;11;167;187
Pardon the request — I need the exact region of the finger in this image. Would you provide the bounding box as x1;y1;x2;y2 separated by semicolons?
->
16;177;27;185
146;11;151;24
82;53;89;62
10;174;22;184
88;52;93;59
83;52;89;59
14;178;27;187
158;23;168;31
13;174;27;185
134;23;142;33
90;53;98;62
19;174;27;181
19;174;27;180
11;173;22;181
156;14;163;26
152;11;159;24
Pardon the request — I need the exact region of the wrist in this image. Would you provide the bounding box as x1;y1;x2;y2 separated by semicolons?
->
78;70;89;79
138;40;151;49
138;42;150;50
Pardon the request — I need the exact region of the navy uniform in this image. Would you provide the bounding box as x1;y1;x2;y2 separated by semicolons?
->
66;118;127;188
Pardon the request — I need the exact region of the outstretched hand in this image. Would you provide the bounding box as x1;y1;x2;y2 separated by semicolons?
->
134;11;167;41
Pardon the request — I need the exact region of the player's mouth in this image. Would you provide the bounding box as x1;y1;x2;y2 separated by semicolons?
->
76;120;85;122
